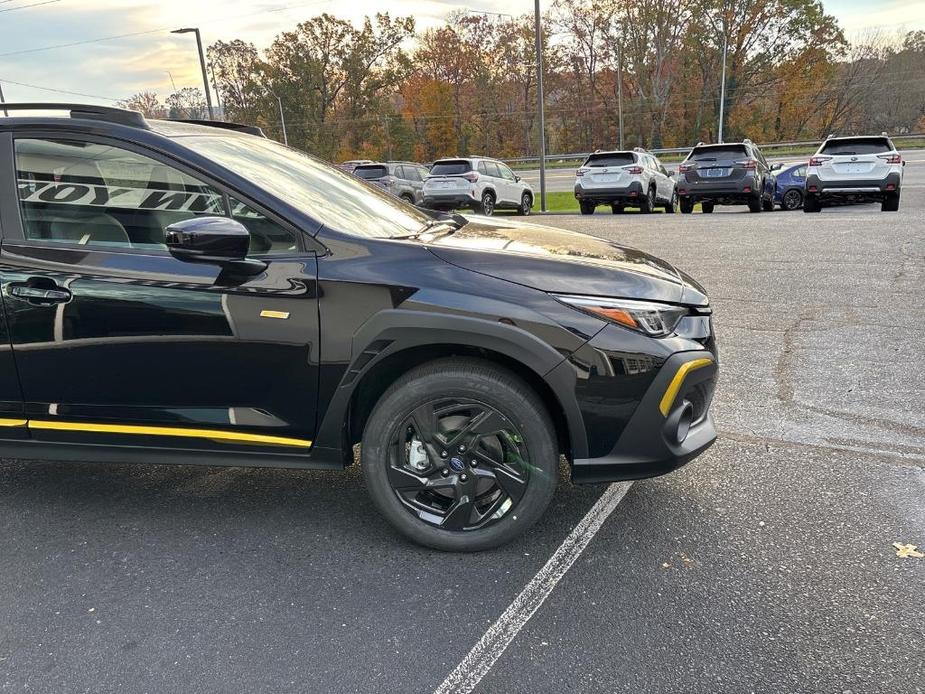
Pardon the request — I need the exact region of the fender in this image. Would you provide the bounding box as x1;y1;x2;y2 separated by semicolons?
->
311;309;589;461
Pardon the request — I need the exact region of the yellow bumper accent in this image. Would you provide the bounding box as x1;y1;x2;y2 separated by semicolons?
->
0;418;28;427
658;358;714;417
27;420;313;448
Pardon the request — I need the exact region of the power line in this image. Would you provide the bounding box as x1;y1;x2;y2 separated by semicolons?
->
0;0;61;13
0;75;118;101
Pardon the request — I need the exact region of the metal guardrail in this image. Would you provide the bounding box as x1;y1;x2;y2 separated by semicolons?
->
504;133;925;166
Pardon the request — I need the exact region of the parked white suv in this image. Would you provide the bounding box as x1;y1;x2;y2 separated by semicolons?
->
805;135;904;213
422;157;534;216
574;148;677;215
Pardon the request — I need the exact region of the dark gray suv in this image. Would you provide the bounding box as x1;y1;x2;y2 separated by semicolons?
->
677;140;776;214
353;162;431;205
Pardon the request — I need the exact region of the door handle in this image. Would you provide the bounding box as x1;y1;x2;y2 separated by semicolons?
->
8;281;72;305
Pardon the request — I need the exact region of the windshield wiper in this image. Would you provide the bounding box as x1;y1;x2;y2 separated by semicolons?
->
394;216;468;240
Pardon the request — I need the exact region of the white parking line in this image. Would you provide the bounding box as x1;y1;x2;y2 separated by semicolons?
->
433;481;633;694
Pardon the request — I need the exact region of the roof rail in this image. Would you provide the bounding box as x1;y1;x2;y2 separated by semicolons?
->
632;146;647;153
826;133;836;139
695;141;705;147
743;138;753;144
172;119;266;137
0;103;148;129
880;131;889;137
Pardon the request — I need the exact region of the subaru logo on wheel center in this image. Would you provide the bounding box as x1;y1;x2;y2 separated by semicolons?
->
449;457;466;472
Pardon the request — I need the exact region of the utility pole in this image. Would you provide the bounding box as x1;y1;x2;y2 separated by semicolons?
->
534;0;547;212
276;95;288;145
0;81;7;117
171;27;215;120
382;115;393;160
718;32;728;144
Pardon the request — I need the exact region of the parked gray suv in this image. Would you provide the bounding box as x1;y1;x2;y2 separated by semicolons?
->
353;162;432;205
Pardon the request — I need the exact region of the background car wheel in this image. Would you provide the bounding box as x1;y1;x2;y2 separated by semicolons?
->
701;201;715;214
665;190;678;214
748;195;763;213
762;196;774;212
517;192;533;216
882;191;900;212
803;193;821;213
479;191;496;216
680;198;694;214
640;187;655;214
400;193;415;205
781;189;803;211
361;358;559;552
611;204;624;214
579;200;595;215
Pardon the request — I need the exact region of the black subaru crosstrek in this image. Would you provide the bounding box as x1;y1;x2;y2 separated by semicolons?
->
0;104;718;551
677;140;776;214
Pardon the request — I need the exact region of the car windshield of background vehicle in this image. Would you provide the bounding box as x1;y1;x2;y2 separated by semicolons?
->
182;136;432;238
690;146;748;161
586;153;635;167
430;160;472;175
820;138;892;155
353;165;389;180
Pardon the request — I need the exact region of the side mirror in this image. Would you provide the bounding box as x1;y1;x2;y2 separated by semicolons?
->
166;216;266;275
515;175;522;182
770;163;782;171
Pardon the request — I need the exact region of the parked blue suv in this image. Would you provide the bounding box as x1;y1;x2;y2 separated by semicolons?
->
773;163;807;211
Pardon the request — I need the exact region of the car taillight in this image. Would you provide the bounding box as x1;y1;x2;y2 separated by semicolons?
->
809;156;831;167
679;163;695;173
576;168;590;177
462;172;480;182
736;159;758;170
878;153;902;164
626;166;643;175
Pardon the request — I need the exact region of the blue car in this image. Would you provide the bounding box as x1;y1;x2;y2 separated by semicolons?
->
773;163;807;210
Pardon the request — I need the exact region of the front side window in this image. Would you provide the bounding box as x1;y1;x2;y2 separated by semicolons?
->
498;164;517;181
15;138;223;250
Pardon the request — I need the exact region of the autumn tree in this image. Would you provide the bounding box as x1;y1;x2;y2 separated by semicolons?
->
116;91;165;118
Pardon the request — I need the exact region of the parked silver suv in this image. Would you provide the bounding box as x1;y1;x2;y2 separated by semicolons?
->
574;148;677;215
804;135;904;213
353;162;431;205
422;157;534;216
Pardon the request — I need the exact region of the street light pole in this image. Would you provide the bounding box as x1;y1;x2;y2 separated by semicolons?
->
171;27;214;120
718;32;728;144
617;40;624;150
277;95;288;146
534;0;547;212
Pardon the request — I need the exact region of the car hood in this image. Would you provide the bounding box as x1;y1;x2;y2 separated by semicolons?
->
422;217;709;306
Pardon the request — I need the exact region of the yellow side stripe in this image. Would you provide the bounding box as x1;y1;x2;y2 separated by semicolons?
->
26;420;313;448
658;358;714;417
0;418;28;427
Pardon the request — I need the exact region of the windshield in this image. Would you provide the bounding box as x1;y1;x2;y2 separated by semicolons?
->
690;145;748;161
430;160;472;176
820;138;892;155
181;135;431;238
585;153;635;167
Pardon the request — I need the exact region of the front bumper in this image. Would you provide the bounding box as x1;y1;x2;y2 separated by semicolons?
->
570;349;718;484
574;181;644;203
806;172;900;198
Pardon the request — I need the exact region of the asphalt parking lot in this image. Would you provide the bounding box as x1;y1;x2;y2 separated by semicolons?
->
2;173;923;692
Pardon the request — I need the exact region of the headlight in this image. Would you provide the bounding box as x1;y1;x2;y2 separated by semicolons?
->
555;295;689;337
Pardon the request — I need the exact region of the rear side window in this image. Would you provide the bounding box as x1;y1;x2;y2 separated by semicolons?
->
689;145;748;161
585;153;635;168
820;138;892;155
354;165;388;180
482;162;502;178
430;160;472;176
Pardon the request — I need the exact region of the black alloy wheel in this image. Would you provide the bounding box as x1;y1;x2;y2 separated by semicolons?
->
480;191;496;216
781;189;803;211
518;192;533;216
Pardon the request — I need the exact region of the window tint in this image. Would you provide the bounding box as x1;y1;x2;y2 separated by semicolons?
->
477;162;489;175
229;197;299;255
431;160;473;176
690;145;748;161
820;138;892;155
15;138;223;250
482;162;502;178
354;165;389;180
794;166;807;178
585;153;635;167
497;164;517;181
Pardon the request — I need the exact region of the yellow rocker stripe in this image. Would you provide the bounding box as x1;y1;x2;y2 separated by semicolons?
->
27;420;313;448
658;358;714;417
0;418;28;427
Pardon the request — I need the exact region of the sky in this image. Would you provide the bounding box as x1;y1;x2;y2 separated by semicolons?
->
0;0;924;106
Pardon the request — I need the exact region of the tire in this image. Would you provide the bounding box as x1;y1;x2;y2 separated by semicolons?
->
680;198;694;214
882;191;900;212
640;187;655;214
579;200;596;215
762;196;774;212
803;193;821;213
611;204;624;214
748;195;762;213
701;201;715;214
781;189;803;211
478;191;496;216
665;189;678;214
361;358;559;552
517;192;533;216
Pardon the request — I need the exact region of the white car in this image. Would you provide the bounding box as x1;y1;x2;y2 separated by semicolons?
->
574;148;677;215
804;135;904;213
422;157;534;216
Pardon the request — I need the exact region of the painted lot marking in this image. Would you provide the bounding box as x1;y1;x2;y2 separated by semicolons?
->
433;481;633;694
